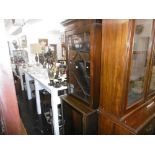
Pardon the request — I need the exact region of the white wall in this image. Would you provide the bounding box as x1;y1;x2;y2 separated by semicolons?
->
0;20;13;72
6;19;64;64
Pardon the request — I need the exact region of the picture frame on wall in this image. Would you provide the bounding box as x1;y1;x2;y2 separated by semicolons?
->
38;39;48;50
20;35;27;48
49;44;57;52
61;43;67;59
49;44;57;61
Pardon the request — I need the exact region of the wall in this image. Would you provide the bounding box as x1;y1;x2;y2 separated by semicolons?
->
7;19;64;63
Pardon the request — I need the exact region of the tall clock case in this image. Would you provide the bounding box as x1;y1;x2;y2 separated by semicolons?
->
99;19;155;134
61;19;102;134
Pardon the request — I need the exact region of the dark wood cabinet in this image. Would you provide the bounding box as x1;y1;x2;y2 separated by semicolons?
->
61;19;102;134
99;19;155;135
61;19;155;135
61;95;98;134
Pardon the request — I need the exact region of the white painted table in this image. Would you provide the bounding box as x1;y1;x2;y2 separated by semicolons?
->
24;68;67;135
11;64;26;90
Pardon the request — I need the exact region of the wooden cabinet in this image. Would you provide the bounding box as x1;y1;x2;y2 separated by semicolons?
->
99;19;155;135
61;19;102;134
61;95;98;134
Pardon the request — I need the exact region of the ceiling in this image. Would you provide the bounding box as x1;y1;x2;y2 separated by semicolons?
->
4;19;64;35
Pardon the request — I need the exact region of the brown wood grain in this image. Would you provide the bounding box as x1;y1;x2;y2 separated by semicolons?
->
90;23;102;109
100;19;131;117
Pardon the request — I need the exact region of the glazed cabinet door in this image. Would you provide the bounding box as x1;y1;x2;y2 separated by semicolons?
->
67;31;91;104
148;53;155;95
127;19;154;107
147;20;155;96
99;19;154;117
64;20;102;109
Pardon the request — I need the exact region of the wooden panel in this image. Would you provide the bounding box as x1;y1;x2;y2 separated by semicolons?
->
138;117;155;134
114;124;134;135
61;95;94;114
90;23;102;109
62;19;101;32
62;101;83;135
100;20;133;117
85;111;98;134
0;20;24;134
98;109;135;135
98;111;114;134
99;99;155;134
61;95;98;134
123;99;155;130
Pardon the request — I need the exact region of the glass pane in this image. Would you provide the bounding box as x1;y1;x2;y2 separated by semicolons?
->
128;19;153;106
149;49;155;93
68;33;90;103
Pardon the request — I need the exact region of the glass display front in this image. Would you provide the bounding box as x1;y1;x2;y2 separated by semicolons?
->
128;19;153;106
68;32;90;103
149;46;155;93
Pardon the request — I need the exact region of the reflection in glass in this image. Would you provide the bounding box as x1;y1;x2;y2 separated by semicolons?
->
71;34;84;51
128;19;153;106
149;50;155;93
68;32;90;103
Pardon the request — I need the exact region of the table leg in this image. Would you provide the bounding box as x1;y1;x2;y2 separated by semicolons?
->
51;90;60;135
25;73;32;100
19;71;24;91
34;80;42;115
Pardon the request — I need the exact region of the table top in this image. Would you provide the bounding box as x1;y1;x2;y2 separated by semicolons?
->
22;66;67;93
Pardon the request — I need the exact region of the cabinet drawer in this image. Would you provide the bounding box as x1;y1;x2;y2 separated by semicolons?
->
138;118;155;135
